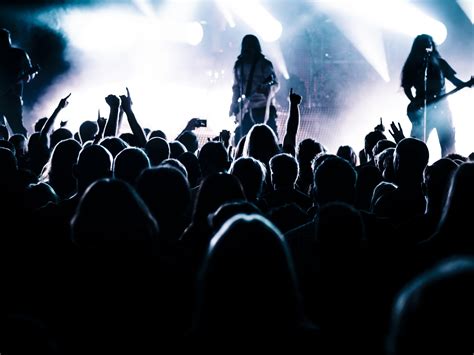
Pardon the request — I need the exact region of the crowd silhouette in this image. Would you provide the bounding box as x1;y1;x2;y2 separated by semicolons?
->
0;30;473;355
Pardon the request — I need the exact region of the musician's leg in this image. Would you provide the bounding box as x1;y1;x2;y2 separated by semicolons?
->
410;119;424;141
434;103;456;157
411;107;436;144
3;96;27;136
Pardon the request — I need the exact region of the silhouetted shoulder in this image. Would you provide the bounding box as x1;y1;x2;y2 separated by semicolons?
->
438;58;456;77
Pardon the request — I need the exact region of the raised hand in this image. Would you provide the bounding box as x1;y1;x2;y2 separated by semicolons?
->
184;118;200;131
120;88;132;113
58;93;71;110
97;116;107;131
126;87;133;106
289;88;302;106
105;94;120;109
374;117;385;132
389;121;405;143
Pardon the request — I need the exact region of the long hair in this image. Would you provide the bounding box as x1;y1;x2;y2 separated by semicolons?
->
193;214;306;335
243;124;280;167
236;34;264;65
401;34;441;89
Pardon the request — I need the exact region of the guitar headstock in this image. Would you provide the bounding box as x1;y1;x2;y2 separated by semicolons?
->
466;75;474;88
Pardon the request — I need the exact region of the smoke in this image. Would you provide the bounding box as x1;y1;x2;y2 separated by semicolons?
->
27;2;235;138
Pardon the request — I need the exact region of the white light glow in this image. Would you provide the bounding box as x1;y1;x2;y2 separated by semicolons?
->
449;87;474;158
315;0;448;82
266;41;290;80
318;0;448;45
215;0;236;28
61;6;203;51
185;22;204;46
31;4;229;139
457;0;474;24
132;0;156;18
227;0;283;42
331;17;390;82
327;80;411;156
327;80;474;164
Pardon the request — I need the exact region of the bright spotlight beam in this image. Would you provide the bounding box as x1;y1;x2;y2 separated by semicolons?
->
33;4;210;138
457;0;474;24
266;41;290;80
61;6;203;51
315;0;448;82
215;0;236;28
132;0;156;18
318;0;448;45
227;0;282;42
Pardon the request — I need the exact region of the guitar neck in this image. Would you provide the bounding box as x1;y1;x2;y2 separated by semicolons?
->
428;77;473;105
429;86;461;104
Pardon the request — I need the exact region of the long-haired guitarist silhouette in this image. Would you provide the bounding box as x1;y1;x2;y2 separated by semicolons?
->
401;34;471;157
229;34;280;146
0;28;39;136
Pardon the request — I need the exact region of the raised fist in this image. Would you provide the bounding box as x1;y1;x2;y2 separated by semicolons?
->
105;94;120;108
289;88;302;105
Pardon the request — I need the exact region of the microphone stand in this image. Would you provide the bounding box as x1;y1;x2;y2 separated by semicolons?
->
238;63;245;145
422;51;430;143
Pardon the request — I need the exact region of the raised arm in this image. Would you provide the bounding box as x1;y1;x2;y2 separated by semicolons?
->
441;59;471;88
93;110;107;145
39;93;71;142
282;88;302;156
120;88;147;147
447;73;470;88
176;118;200;140
104;94;120;137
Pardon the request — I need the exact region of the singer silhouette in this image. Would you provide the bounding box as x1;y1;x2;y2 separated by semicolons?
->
401;34;468;157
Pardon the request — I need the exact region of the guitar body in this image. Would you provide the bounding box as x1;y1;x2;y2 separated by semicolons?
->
0;64;40;98
407;101;423;125
232;76;277;145
406;76;473;125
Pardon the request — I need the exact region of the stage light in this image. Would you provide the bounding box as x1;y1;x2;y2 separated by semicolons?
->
215;0;236;28
318;0;447;44
60;5;203;51
315;0;447;82
266;42;290;80
316;1;390;82
184;21;204;46
457;0;474;24
132;0;156;18
227;0;283;42
31;3;216;139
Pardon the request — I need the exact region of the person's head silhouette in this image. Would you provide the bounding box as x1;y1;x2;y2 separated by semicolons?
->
0;28;12;48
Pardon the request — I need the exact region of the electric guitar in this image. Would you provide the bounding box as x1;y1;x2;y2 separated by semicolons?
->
234;75;277;123
0;63;40;97
407;76;473;124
